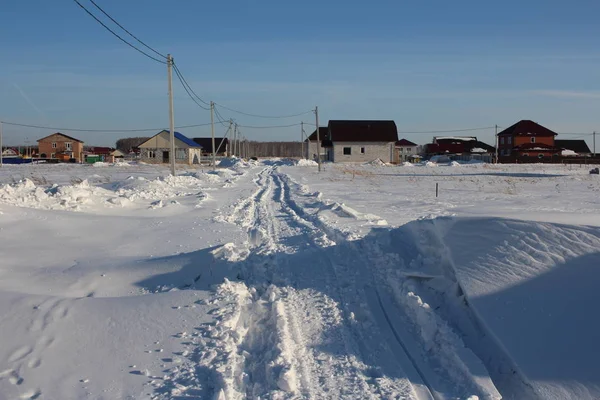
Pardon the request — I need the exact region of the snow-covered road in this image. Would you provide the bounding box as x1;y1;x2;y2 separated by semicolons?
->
162;165;500;399
1;160;599;400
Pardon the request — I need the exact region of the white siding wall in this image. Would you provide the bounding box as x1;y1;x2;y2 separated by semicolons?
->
396;145;419;162
332;142;394;163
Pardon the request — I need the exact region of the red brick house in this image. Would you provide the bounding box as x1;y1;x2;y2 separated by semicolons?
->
37;133;84;162
497;120;559;161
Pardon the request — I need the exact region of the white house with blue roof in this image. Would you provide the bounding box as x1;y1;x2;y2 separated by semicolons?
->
139;130;202;165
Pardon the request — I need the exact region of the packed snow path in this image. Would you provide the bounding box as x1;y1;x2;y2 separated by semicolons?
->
163;166;500;400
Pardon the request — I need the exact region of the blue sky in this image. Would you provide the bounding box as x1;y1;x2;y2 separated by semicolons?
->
1;1;600;149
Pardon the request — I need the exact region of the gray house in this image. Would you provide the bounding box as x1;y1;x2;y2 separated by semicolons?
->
138;130;202;165
308;120;398;163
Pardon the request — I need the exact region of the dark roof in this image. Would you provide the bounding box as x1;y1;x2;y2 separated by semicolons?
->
37;132;84;143
396;138;418;147
471;141;496;153
328;120;398;142
306;127;328;141
497;120;558;137
85;146;114;154
555;139;591;154
192;137;229;153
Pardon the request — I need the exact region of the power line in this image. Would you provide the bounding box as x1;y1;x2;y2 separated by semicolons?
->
214;102;313;119
173;65;211;111
87;0;166;59
237;122;303;129
213;106;231;127
172;63;211;107
72;0;166;64
0;120;213;133
399;126;496;134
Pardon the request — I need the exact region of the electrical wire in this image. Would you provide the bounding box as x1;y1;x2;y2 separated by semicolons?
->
172;63;211;106
72;0;166;64
213;106;231;127
0;121;213;133
237;123;303;129
214;102;313;119
173;65;211;111
88;0;166;59
399;126;496;134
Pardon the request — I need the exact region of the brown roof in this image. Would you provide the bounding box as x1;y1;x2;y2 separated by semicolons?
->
396;138;418;147
306;127;328;141
37;132;84;143
328;120;398;142
498;120;558;137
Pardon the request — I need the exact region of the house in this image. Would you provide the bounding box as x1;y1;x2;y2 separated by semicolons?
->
304;127;328;161
555;139;591;157
309;120;398;163
2;148;19;158
83;146;115;163
37;133;84;162
192;138;229;156
424;136;495;161
111;149;125;160
497;120;559;161
395;139;419;162
138;130;202;165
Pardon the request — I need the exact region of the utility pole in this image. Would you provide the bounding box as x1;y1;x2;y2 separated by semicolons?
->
233;123;237;157
314;106;321;172
301;122;305;159
495;124;499;164
594;131;596;156
0;121;3;167
167;54;176;176
210;101;216;167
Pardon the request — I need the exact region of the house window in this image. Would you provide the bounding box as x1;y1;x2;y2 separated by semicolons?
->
360;147;365;154
176;149;186;160
65;142;72;150
522;153;529;157
500;137;504;145
52;142;57;148
51;153;56;158
507;137;512;144
148;150;155;158
538;153;544;158
399;147;404;153
506;149;511;156
531;137;536;143
343;147;351;155
406;148;411;153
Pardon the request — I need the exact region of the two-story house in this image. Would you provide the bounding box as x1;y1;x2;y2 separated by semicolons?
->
497;120;559;161
37;133;84;162
395;139;419;162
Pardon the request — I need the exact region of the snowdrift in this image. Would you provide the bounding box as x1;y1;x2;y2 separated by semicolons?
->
435;217;600;400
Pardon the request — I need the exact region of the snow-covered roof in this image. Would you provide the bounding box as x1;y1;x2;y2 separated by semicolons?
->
561;149;578;156
470;147;488;153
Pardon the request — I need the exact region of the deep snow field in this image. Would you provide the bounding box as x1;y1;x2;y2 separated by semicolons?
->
0;159;599;400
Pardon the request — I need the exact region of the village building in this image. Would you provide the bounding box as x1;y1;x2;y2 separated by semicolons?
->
555;139;592;157
138;130;202;165
192;137;229;156
37;133;84;162
306;121;398;163
497;120;559;161
395;139;419;162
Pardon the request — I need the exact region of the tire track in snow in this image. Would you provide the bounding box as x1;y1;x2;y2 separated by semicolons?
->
277;171;501;400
